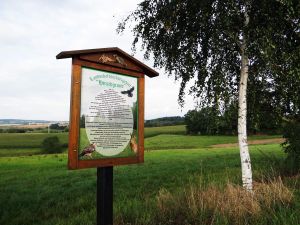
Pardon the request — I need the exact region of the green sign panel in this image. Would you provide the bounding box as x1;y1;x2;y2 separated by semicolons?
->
79;67;138;160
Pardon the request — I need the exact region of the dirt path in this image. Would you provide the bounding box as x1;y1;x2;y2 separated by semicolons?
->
211;138;285;148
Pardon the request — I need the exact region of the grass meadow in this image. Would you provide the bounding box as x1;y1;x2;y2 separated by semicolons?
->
0;125;299;225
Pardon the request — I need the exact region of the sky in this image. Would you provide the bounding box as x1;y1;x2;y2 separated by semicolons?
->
0;0;195;121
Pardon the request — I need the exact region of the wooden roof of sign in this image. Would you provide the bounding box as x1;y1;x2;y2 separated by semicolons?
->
56;47;159;78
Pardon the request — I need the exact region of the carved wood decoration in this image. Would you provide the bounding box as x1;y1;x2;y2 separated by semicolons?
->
80;53;143;73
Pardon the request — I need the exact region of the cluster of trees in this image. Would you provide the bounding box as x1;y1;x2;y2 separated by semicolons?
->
185;106;236;135
0;128;35;133
185;97;286;135
145;116;185;127
49;123;68;132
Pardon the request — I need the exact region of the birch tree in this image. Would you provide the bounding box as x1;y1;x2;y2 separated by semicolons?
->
118;0;300;191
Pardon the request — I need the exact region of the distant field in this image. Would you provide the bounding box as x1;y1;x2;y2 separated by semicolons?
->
0;124;49;129
145;134;282;150
0;133;68;149
144;125;186;138
0;125;185;149
0;125;282;157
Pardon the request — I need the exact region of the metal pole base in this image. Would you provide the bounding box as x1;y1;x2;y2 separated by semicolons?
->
97;166;113;225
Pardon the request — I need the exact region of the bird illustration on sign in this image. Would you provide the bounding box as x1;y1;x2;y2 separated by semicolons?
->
130;134;138;154
98;54;127;67
79;143;96;158
113;54;128;67
121;87;134;97
98;55;115;63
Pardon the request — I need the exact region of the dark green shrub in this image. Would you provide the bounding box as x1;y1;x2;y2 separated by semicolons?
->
80;115;85;128
61;143;68;148
41;136;63;154
185;108;221;135
282;120;300;174
7;128;26;133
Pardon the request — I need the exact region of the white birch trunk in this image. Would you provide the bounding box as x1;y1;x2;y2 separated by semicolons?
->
238;52;253;192
238;7;253;192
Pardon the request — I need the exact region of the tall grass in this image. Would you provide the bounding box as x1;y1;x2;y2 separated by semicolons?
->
133;178;293;225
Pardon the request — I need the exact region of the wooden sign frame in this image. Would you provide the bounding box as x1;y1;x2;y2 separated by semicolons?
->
57;47;158;169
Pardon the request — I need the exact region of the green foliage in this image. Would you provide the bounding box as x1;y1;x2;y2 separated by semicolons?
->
119;0;299;122
49;123;67;131
132;101;137;130
49;123;59;129
80;114;85;128
145;116;185;127
247;76;286;134
41;136;63;154
282;120;300;173
185;108;219;135
185;102;283;135
185;105;238;135
220;102;238;134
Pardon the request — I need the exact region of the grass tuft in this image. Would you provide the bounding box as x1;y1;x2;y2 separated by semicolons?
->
155;178;293;225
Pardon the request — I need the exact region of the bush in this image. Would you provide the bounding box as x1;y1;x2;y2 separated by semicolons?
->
41;136;63;154
282;120;300;174
7;128;26;133
185;108;220;135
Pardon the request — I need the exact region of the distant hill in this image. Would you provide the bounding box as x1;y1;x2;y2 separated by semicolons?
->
145;116;185;127
0;119;56;125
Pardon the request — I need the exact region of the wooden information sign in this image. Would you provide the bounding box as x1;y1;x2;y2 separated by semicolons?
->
56;47;158;170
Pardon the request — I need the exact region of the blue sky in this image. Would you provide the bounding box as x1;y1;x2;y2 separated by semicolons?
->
0;0;194;121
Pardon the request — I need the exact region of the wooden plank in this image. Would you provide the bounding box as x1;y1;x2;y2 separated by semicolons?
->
78;157;139;169
56;47;159;77
80;53;144;73
68;62;81;169
73;58;144;78
138;76;145;163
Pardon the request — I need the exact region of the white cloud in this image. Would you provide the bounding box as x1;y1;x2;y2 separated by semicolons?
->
0;0;195;121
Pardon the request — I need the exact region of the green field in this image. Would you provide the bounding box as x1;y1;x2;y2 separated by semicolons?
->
144;125;186;138
0;133;69;148
0;126;298;225
0;125;186;149
0;144;299;225
145;134;281;150
0;125;280;157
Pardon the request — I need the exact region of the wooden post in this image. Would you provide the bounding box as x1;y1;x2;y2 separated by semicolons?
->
97;166;113;225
